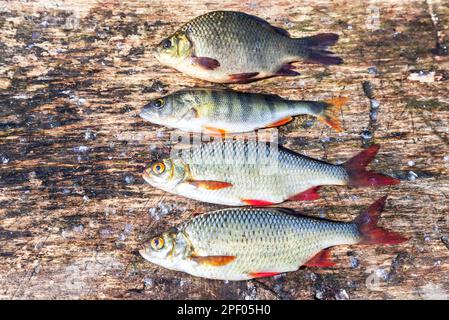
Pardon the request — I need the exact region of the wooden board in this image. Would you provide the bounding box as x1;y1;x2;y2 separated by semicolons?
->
1;0;448;300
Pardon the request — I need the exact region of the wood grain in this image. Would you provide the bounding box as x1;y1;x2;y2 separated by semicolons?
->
0;0;448;299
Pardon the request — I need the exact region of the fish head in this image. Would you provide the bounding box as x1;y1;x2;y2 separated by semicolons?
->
140;92;194;127
139;227;191;270
142;158;187;189
154;31;192;68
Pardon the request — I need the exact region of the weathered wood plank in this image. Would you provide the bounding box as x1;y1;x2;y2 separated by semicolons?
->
0;0;448;299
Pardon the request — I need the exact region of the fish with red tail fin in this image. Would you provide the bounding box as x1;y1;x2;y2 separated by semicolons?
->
139;197;406;281
142;140;399;206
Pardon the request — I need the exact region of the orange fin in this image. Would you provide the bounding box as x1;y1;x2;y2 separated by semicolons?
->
316;97;348;132
249;272;281;279
193;57;220;70
343;145;400;187
288;186;321;201
202;126;228;138
266;116;293;128
241;199;275;206
189;180;233;190
228;72;259;83
355;196;408;245
303;248;336;267
191;255;236;266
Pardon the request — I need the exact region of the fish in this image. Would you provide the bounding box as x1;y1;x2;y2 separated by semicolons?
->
154;11;342;83
142;140;399;206
140;88;347;134
140;196;406;281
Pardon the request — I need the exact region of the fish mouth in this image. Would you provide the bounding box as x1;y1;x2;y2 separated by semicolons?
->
142;170;151;181
139;248;151;261
140;106;153;121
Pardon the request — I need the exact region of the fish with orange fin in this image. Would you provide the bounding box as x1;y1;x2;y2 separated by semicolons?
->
140;196;407;281
154;11;342;83
142;140;399;206
140;88;347;134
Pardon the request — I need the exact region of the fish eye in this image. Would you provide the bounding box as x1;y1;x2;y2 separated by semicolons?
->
161;39;172;49
151;98;165;109
151;162;165;175
150;236;164;250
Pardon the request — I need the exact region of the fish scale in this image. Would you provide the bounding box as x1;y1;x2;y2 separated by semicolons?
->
175;208;359;280
177;140;347;205
143;141;398;206
181;11;283;74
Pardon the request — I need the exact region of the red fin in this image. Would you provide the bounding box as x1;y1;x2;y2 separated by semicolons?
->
193;57;220;70
241;199;275;206
303;248;336;267
276;64;300;76
189;180;233;190
343;145;400;187
288;186;321;201
306;51;343;65
191;255;236;266
249;272;281;279
228;72;259;83
266;116;293;128
355;196;408;245
316;97;348;132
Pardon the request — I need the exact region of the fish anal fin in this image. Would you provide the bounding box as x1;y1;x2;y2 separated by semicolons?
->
303;248;336;267
241;199;275;206
191;255;236;266
288;186;321;201
228;72;259;83
266;116;293;128
249;272;281;279
193;57;220;70
189;180;233;190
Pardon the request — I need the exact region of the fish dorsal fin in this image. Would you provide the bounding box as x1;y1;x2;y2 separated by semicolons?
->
244;13;291;37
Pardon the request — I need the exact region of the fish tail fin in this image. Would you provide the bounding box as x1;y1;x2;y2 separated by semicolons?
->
342;144;400;187
299;33;343;65
355;196;407;245
316;97;348;132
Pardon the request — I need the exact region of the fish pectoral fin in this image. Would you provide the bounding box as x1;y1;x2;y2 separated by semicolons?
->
191;255;236;266
188;180;233;190
202;126;228;138
249;272;281;279
228;72;259;83
303;248;336;268
241;199;275;206
288;186;321;201
192;57;220;70
265;116;293;128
